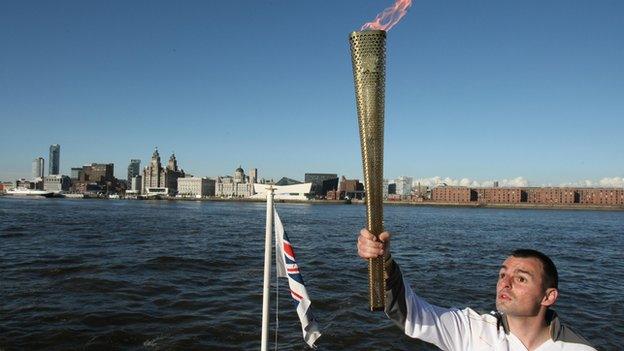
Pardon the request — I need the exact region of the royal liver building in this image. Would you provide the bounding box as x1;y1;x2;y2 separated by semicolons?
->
141;148;185;196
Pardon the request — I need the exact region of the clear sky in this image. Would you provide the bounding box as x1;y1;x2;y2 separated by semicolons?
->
1;1;623;186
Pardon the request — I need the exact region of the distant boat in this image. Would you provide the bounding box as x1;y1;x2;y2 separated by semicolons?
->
6;188;54;197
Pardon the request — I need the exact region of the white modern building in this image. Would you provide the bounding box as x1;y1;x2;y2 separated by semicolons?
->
395;176;413;196
177;177;216;198
145;187;168;197
251;183;313;201
43;175;70;193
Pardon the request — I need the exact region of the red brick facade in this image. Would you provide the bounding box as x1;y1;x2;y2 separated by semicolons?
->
526;187;576;204
578;188;624;205
475;188;523;203
431;186;623;206
431;186;472;203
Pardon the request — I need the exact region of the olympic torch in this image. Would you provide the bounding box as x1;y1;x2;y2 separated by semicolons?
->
349;29;386;311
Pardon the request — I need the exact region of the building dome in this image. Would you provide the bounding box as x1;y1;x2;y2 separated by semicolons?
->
234;166;245;183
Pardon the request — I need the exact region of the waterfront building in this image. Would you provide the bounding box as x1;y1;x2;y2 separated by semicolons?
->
127;159;141;183
67;163;117;195
412;182;430;200
143;148;165;191
32;157;44;179
49;144;60;175
305;173;338;198
215;166;254;198
144;187;168;197
383;179;389;199
80;163;114;183
431;186;475;203
177;177;216;198
388;183;396;195
275;177;302;186
141;148;185;196
394;176;413;197
43;175;70;193
251;183;312;201
338;176;365;200
15;179;32;189
131;175;142;192
526;187;575;204
577;188;624;205
428;186;624;206
70;167;83;180
475;187;524;203
249;168;258;184
165;153;185;193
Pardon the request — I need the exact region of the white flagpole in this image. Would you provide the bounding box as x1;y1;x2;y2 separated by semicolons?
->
261;186;275;351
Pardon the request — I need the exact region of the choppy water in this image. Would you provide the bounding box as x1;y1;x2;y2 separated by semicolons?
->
0;197;622;350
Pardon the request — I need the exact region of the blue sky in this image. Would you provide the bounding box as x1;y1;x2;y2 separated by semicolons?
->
1;1;622;186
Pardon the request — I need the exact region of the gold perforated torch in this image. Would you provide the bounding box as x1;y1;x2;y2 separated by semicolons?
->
349;29;387;311
350;0;412;312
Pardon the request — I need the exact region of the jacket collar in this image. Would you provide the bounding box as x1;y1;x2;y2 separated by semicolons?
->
494;309;560;339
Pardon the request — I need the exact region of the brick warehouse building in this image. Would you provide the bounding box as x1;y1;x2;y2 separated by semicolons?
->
474;187;524;203
526;187;576;204
577;188;624;205
431;186;624;206
431;186;475;203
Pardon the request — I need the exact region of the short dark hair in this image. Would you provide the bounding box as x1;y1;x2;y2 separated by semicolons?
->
510;249;558;290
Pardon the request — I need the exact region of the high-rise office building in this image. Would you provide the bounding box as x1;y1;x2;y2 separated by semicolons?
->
49;144;60;175
32;157;45;179
127;159;141;183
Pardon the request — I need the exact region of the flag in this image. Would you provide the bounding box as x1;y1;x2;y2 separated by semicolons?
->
274;207;321;348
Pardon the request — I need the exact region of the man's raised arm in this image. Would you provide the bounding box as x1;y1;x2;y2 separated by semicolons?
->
357;229;471;351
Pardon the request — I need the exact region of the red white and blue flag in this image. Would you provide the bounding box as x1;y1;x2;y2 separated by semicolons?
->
274;207;321;348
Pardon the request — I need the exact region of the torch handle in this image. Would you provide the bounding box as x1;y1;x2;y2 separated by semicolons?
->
366;201;385;311
368;256;385;311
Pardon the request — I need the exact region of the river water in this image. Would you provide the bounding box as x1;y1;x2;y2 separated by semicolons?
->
0;197;622;350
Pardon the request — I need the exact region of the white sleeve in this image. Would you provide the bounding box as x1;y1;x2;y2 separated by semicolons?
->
402;279;471;351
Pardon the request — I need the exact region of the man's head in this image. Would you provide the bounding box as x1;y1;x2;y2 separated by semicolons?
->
495;249;559;317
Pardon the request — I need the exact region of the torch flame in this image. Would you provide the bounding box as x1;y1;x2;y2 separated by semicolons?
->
361;0;412;31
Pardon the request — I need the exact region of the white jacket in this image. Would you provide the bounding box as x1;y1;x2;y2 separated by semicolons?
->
385;259;596;351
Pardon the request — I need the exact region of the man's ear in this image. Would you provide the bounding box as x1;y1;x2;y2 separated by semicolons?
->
541;288;558;307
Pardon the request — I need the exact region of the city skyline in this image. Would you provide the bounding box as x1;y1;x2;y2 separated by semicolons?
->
6;143;624;188
1;1;622;185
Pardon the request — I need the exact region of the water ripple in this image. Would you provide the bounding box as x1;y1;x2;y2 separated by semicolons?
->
0;198;622;350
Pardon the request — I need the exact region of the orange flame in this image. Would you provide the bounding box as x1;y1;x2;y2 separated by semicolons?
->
361;0;412;31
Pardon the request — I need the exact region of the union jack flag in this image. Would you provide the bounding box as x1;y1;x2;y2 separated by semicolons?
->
274;207;321;348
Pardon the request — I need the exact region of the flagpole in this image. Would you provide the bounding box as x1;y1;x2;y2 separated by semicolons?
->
261;186;275;351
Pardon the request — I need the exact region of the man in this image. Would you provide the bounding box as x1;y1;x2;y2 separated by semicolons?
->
357;229;596;351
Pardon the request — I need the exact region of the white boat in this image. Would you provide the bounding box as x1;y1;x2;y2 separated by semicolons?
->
6;188;54;197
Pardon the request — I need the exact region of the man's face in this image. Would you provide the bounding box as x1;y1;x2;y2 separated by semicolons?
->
495;256;548;317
